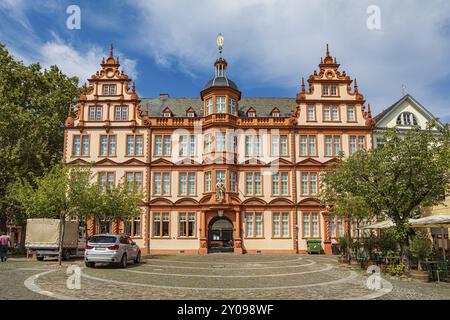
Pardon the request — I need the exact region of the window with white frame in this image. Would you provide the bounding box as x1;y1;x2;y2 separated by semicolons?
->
100;135;116;156
114;106;128;121
301;172;318;195
273;212;289;238
347;105;356;121
73;135;89;157
206;98;213;116
204;134;212;153
126;135;143;156
215;132;226;152
153;212;170;237
154;135;171;156
179;212;196;237
216;96;226;113
307;105;315;121
271;135;288;156
125;172;142;193
98;172;115;192
272;172;289;195
103;84;116;95
325;135;341;157
246;212;263;238
303;212;319;238
229;171;237;192
89;105;102;121
205;171;212;192
245;172;262;195
153;172;170;196
349;135;365;155
331;85;338;96
299;135;317;157
229;98;236;115
179;172;196;195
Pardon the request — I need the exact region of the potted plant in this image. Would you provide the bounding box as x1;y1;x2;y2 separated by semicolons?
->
409;230;433;282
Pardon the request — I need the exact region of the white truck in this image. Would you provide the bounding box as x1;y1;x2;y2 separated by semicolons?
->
25;218;85;261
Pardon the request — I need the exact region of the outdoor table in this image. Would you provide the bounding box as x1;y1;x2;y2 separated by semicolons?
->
426;260;448;282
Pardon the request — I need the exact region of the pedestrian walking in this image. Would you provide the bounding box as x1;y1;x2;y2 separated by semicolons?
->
0;231;11;262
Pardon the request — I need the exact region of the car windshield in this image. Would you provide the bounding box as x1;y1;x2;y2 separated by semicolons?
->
88;236;117;244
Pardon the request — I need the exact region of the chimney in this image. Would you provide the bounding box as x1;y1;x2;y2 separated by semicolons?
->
159;93;170;99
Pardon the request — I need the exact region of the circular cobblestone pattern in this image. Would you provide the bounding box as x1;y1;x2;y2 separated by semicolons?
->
2;254;450;300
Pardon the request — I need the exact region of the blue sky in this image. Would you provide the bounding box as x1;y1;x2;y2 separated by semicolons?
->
0;0;449;122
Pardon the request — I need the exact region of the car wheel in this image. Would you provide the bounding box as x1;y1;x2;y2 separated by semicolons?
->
62;250;71;261
36;256;44;261
120;254;127;268
85;261;95;268
134;251;141;264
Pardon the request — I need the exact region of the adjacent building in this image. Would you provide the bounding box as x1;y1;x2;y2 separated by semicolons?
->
64;44;375;254
372;93;449;253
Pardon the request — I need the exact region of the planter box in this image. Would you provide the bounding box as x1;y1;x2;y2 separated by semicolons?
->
410;269;429;280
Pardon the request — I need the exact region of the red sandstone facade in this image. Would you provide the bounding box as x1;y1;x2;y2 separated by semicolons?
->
64;44;374;255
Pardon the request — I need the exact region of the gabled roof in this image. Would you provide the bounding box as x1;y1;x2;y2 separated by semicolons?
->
373;94;444;128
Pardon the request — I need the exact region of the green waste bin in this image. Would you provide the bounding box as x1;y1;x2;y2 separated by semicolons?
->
306;239;322;254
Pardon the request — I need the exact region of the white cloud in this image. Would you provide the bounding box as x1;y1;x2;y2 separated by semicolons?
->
129;0;450;119
39;40;138;83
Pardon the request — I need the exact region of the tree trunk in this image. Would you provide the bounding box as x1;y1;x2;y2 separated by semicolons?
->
58;213;66;266
346;215;352;264
0;212;7;234
399;239;411;273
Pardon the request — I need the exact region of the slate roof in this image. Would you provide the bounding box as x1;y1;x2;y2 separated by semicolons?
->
203;77;239;91
140;95;295;118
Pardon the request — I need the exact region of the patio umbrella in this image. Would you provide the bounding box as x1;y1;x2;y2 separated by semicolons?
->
363;219;394;229
409;215;450;228
409;214;450;259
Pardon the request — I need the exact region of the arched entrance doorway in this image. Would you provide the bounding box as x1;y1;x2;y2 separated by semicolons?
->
208;217;234;253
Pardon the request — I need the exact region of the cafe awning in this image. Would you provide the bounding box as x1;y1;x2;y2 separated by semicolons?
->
363;219;394;229
409;215;450;228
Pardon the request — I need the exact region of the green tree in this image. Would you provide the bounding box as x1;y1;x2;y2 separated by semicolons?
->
95;181;143;234
0;43;80;233
410;230;433;271
321;125;450;270
321;174;373;262
16;164;80;264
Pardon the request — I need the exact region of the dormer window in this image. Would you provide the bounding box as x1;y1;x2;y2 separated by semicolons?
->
271;108;280;118
247;107;256;118
396;112;418;126
186;107;196;118
162;107;172;118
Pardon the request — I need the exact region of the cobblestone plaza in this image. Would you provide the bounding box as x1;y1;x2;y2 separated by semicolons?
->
1;255;450;300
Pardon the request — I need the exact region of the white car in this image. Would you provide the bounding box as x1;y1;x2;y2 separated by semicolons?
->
84;234;141;268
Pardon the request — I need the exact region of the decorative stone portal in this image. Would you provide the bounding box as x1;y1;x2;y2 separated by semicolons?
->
208;217;234;253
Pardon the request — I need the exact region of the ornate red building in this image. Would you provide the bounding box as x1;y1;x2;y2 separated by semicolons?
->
64;43;373;254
